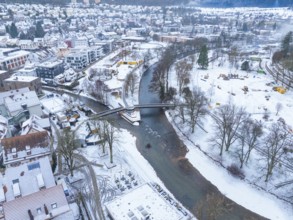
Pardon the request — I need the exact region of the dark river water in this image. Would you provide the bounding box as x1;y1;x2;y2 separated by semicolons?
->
55;64;267;219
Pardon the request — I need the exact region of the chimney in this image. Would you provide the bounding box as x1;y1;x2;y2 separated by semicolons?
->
44;204;49;215
26;146;31;156
21;103;27;110
27;209;34;220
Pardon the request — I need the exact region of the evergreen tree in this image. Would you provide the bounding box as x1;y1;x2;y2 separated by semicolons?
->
241;61;250;71
35;21;45;38
10;23;18;38
197;45;209;69
19;32;27;40
281;31;292;57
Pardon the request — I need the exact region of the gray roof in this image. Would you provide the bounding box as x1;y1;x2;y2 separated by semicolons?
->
0;88;30;105
0;156;55;201
3;184;74;220
4;91;41;113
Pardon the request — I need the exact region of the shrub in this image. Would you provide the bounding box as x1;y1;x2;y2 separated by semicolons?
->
227;164;245;179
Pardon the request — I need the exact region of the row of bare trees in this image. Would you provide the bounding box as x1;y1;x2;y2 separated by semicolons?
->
173;91;293;182
149;46;176;101
210;102;293;182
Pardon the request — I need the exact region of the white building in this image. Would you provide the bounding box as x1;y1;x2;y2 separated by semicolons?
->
0;87;30;117
0;48;30;71
18;40;39;50
4;90;43;119
72;36;89;48
1;131;51;167
65;50;88;70
65;46;103;70
105;183;190;220
14;63;37;77
3;184;75;220
0;156;55;201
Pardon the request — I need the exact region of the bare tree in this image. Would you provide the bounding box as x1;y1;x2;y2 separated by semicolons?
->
189;54;196;66
211;103;247;156
228;46;239;71
124;72;138;97
174;97;186;124
262;122;293;182
149;45;176;100
90;120;107;154
275;102;283;116
175;59;192;95
149;68;167;101
184;88;208;133
236;119;263;168
195;192;233;220
58;129;80;176
93;80;109;104
104;121;118;164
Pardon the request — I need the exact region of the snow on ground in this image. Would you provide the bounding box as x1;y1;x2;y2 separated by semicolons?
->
167;54;293;219
167;112;292;220
78;128;167;189
77;128;192;218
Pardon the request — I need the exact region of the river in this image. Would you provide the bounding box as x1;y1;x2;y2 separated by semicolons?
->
56;64;266;219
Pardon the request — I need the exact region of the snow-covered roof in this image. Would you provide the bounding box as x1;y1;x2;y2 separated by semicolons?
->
4;75;38;82
105;183;182;220
37;60;63;68
4;90;41;114
21;115;50;135
1;131;51;165
3;184;74;220
0;88;30;105
0;50;30;62
41;95;65;114
0;156;55;202
0;70;7;75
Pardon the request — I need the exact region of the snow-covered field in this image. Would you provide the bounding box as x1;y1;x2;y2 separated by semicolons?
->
168;54;293;219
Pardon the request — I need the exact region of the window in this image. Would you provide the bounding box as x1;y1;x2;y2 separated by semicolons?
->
36;207;42;214
28;162;40;170
12;179;19;184
51;203;57;209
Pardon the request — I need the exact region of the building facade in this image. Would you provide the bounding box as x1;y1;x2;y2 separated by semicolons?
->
65;46;103;70
0;48;30;71
36;60;64;80
3;76;42;94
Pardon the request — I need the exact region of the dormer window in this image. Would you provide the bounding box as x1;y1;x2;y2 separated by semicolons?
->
51;203;57;209
26;146;31;156
12;148;17;159
36;207;42;214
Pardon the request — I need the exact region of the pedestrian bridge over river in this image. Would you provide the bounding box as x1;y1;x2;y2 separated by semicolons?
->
90;103;178;118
